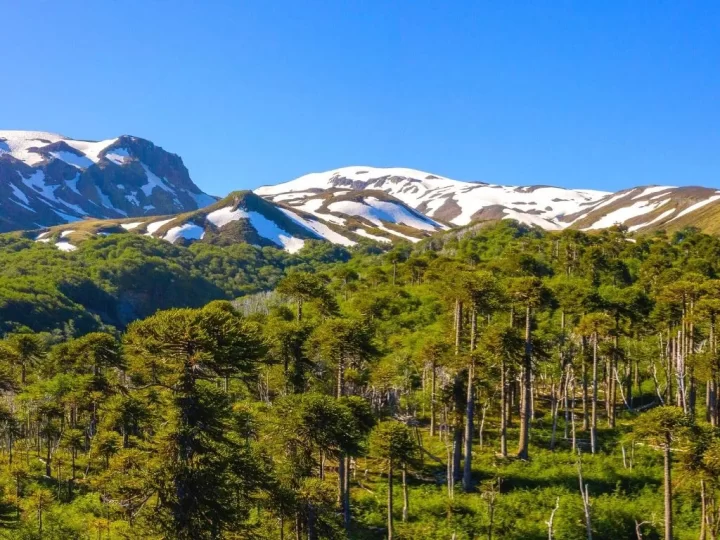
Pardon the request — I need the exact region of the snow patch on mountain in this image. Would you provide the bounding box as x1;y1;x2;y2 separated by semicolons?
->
63;138;118;164
628;209;677;232
238;209;307;253
327;197;440;231
10;184;29;205
50;151;94;169
55;241;77;252
145;218;174;235
669;194;720;222
279;209;356;247
0;131;65;165
503;209;563;230
140;164;175;196
584;199;671;230
353;229;392;243
631;186;676;200
52;209;82;223
206;206;245;228
256;166;610;228
105;148;130;165
164;223;205;243
121;222;144;230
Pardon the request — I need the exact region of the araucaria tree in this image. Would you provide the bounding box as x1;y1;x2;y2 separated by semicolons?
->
370;420;417;540
124;302;267;539
6;221;720;538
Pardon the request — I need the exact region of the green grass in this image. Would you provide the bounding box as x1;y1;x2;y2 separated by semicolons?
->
341;410;700;540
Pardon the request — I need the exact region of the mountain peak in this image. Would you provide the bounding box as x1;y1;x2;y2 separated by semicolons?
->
0;130;216;232
256;166;611;230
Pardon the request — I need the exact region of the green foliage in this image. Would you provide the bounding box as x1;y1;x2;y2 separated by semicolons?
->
1;221;720;538
0;234;350;334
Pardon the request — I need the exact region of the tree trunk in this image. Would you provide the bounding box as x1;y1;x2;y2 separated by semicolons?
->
454;300;463;355
45;438;52;478
452;425;463;482
402;464;409;522
387;459;394;540
700;479;707;540
338;453;346;521
430;361;437;437
307;503;318;540
608;333;618;428
550;380;558;451
517;305;532;459
664;434;673;540
591;332;599;454
343;455;351;528
500;357;508;457
577;453;593;540
582;338;589;431
337;358;345;398
463;359;475;490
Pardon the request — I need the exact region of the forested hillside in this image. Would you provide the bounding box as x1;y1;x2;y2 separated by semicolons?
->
0;233;353;333
1;221;720;539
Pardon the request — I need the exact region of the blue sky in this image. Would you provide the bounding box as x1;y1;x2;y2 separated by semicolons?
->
2;1;719;195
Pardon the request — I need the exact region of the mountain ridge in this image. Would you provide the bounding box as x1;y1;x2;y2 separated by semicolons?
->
0;130;216;232
5;131;720;250
256;165;720;234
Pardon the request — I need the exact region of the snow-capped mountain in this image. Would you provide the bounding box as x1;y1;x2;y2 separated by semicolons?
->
0;130;215;232
566;185;720;233
256;166;720;234
7;130;720;250
255;166;610;230
34;190;445;253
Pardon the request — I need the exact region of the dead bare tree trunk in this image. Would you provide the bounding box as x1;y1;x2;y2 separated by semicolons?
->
700;479;707;540
402;464;409;522
577;450;593;540
500;357;508;457
546;497;560;540
550;380;559;450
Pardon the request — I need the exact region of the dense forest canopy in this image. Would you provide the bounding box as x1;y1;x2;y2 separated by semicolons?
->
1;221;720;538
0;233;355;334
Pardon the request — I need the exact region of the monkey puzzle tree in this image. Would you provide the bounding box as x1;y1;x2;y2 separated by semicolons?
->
273;393;364;537
264;317;314;395
370;420;417;540
635;406;690;540
506;276;551;460
418;337;451;437
477;323;523;458
577;312;614;454
124;302;267;539
459;270;502;490
0;332;46;385
306;317;376;399
277;271;336;322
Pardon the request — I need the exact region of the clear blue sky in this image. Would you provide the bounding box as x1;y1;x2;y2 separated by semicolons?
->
2;1;719;195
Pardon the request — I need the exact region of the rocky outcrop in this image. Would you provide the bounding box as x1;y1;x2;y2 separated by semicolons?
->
0;131;216;232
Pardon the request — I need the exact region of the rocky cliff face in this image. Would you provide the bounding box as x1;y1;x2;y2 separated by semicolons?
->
0;131;216;232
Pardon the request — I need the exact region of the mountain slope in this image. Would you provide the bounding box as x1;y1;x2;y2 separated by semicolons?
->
256;166;720;233
5;131;720;242
255;166;610;230
564;185;720;232
31;190;445;252
0;130;216;232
